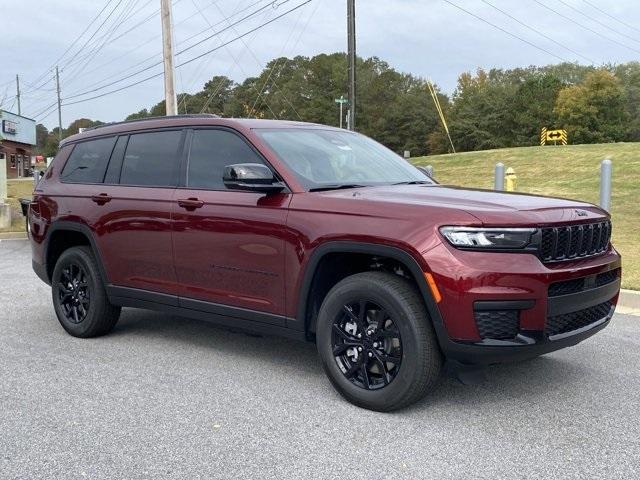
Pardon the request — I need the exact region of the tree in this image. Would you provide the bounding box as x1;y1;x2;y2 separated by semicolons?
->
555;69;628;143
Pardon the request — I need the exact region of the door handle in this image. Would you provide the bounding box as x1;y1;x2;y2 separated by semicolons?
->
91;193;112;205
177;198;204;210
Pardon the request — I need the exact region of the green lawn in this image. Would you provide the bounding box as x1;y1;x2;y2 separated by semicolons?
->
412;143;640;290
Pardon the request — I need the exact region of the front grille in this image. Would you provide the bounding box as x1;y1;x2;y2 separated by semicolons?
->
546;301;612;336
540;220;611;262
548;268;620;297
475;310;519;340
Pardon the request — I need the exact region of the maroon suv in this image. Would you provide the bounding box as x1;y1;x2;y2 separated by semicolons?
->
29;115;621;411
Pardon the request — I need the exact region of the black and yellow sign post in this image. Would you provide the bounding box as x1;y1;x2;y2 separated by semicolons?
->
540;127;568;146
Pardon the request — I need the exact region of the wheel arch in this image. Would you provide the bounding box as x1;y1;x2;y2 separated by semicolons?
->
44;221;109;285
296;241;446;342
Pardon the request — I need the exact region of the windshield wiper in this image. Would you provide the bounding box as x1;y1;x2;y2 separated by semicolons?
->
392;180;433;185
309;184;368;192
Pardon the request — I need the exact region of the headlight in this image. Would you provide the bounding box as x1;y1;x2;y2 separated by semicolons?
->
439;226;536;250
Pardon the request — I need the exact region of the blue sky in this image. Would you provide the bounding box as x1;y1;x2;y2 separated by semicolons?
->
1;0;639;129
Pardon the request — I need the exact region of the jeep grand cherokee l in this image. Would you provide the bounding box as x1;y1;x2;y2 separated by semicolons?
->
28;115;621;411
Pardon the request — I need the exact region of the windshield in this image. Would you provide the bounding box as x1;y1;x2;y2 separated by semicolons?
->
254;128;434;191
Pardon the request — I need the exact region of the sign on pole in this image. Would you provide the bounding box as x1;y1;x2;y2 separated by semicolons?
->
335;96;347;129
541;127;568;146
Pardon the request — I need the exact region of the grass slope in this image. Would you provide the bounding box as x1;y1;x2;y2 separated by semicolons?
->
412;143;640;290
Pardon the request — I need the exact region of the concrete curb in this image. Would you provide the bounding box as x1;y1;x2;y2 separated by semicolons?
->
618;289;640;316
0;231;27;240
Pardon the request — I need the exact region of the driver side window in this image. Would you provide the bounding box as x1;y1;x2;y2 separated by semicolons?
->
187;129;266;190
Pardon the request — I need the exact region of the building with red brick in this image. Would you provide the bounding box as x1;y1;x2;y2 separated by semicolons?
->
1;110;36;179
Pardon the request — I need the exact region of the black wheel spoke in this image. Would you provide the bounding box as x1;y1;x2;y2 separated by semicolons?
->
342;305;359;324
360;361;371;389
332;342;360;356
377;351;401;364
344;361;361;379
332;299;402;391
56;261;91;324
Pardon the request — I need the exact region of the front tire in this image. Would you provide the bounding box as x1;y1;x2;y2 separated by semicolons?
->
316;271;442;411
51;246;121;338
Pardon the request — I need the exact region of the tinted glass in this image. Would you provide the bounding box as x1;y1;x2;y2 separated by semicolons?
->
120;130;182;186
60;137;116;183
104;136;129;184
255;129;433;190
187;129;265;190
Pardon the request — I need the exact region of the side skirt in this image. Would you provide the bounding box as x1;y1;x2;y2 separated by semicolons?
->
106;286;305;341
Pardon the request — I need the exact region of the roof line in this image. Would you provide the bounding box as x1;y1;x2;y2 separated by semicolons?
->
84;113;221;131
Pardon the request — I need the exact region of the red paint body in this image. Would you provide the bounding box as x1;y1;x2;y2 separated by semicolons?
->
29;117;621;351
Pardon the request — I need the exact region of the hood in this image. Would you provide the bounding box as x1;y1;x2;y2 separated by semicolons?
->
316;184;608;226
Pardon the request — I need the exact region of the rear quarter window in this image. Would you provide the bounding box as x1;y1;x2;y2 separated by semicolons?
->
60;137;117;184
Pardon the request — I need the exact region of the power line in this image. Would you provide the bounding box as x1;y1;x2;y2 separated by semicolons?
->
442;0;567;62
249;0;321;118
479;0;596;64
532;0;640;55
556;0;640;45
64;0;290;101
198;3;280;114
205;0;307;120
62;1;311;107
188;0;280;119
66;0;268;89
25;0;116;91
59;0;128;71
62;0;155;74
63;0;141;82
581;0;640;35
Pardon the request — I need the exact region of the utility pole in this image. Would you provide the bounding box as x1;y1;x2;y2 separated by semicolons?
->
347;0;356;131
335;95;347;128
160;0;177;116
15;74;21;115
55;66;62;141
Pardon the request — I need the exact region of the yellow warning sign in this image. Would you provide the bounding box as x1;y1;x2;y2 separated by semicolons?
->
541;127;567;145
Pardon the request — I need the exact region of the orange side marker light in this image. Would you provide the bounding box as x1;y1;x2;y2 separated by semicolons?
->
424;273;442;303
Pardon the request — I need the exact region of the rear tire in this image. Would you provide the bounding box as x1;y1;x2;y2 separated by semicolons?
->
51;246;121;338
316;271;442;411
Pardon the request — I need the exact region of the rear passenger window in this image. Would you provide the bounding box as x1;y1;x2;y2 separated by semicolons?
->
60;137;116;183
120;131;182;186
187;129;266;190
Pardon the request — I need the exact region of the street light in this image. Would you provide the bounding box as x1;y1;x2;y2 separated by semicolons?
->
335;95;348;128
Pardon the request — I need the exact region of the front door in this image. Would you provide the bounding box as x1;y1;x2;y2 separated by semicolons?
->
171;128;291;322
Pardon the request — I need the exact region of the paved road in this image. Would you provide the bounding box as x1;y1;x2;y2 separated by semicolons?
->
1;239;638;479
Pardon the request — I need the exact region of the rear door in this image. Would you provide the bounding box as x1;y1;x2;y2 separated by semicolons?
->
92;129;186;298
171;128;291;321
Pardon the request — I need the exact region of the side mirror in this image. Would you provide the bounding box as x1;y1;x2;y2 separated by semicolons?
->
223;163;285;193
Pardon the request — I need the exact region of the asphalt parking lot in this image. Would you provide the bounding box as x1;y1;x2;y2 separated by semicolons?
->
1;238;639;479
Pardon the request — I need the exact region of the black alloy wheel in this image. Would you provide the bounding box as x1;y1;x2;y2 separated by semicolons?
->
316;271;442;411
57;262;90;324
332;300;402;390
51;246;121;338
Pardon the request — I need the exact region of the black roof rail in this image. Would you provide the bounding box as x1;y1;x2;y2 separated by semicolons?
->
83;114;221;132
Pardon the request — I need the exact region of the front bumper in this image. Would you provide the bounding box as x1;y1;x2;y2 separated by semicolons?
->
423;242;621;365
